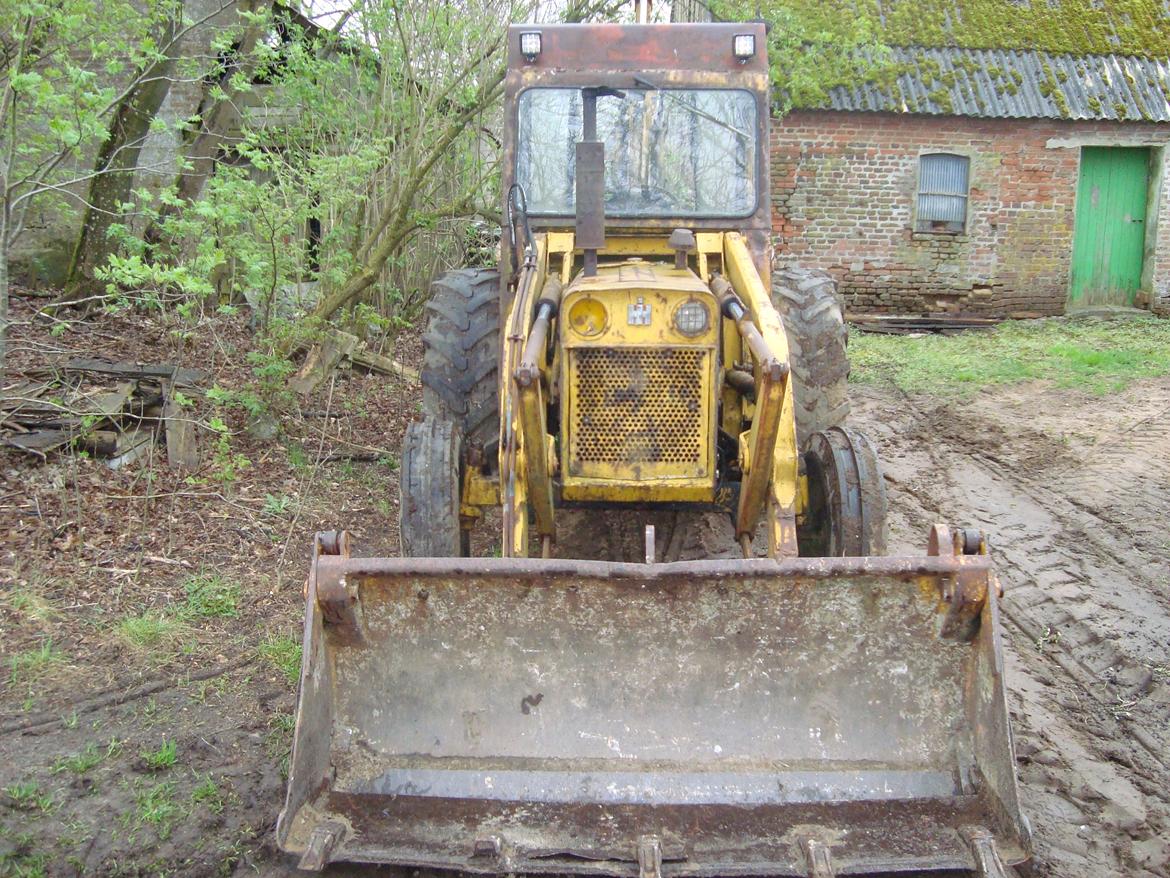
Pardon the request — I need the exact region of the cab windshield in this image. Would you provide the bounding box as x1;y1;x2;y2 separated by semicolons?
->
516;87;758;218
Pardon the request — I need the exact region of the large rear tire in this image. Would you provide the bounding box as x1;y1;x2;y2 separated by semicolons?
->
799;426;888;557
420;268;501;453
400;419;467;557
771;266;849;447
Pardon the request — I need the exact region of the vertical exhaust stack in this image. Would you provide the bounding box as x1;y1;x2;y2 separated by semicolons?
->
576;88;613;277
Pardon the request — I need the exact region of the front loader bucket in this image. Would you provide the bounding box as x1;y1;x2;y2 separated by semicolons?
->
277;527;1030;876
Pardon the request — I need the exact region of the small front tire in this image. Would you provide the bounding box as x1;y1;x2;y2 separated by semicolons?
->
400;419;466;557
799;426;888;557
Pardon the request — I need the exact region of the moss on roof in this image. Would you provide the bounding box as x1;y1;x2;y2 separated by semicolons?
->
819;0;1170;58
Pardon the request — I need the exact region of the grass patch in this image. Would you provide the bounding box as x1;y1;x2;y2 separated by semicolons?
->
115;573;239;654
850;315;1170;396
51;739;115;775
128;780;182;840
0;836;50;878
259;635;302;686
3;781;55;813
2;587;58;623
180;573;240;620
191;775;225;814
266;712;297;779
8;640;64;686
117;612;181;649
140;739;179;771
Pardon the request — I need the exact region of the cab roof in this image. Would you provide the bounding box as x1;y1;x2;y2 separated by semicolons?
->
506;23;769;75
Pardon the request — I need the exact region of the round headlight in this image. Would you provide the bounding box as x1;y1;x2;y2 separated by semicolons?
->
568;297;607;337
673;299;710;336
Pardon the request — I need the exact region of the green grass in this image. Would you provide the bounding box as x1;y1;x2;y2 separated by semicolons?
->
8;640;64;685
140;739;178;771
2;587;58;623
849;314;1170;396
129;780;182;840
116;612;180;649
114;574;239;653
191;775;225;814
180;573;240;620
3;781;55;813
51;740;112;775
0;835;49;878
266;712;297;779
259;635;302;687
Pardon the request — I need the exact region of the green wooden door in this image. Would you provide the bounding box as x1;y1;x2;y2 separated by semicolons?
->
1069;147;1150;309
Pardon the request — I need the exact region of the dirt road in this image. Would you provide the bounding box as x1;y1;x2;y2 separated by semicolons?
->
3;372;1168;877
859;378;1170;878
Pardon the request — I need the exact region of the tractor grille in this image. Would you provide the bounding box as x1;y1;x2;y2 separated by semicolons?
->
569;347;708;474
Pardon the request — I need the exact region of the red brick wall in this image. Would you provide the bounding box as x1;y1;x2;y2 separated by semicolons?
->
770;111;1170;316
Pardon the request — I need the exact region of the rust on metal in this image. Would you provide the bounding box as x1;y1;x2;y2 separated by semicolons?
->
472;836;502;859
928;523;991;641
724;367;755;399
668;228;696;269
297;820;345;871
278;527;1031;875
963;826;1011;878
800;838;835;877
568;347;707;474
314;563;364;647
637;835;663;878
510;23;769;74
307;531;364;646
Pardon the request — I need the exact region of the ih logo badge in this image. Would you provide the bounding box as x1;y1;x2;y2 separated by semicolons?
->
628;297;651;326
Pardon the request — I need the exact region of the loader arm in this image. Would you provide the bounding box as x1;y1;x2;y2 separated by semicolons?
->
721;232;800;557
500;235;551;557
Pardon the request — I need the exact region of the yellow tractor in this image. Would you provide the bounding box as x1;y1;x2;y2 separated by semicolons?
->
277;23;1031;877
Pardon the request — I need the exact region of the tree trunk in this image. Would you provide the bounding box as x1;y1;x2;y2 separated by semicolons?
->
166;0;267;212
0;210;9;387
59;24;178;303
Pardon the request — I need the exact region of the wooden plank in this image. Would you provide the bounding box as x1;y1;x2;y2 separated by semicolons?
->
107;427;156;470
2;430;70;455
63;358;208;386
79;430;118;457
162;382;200;469
289;330;358;395
1069;146;1150;309
349;348;421;384
77;381;135;418
1;426;115;459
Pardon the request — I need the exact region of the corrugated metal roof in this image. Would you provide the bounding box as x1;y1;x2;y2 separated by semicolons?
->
826;47;1170;122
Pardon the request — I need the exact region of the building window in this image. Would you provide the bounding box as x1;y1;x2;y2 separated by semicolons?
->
916;153;969;233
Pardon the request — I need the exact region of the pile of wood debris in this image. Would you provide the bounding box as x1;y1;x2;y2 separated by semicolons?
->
0;359;204;468
849;315;1001;335
288;328;419;396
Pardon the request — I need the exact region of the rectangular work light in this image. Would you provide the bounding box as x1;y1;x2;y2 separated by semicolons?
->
732;33;756;61
520;31;542;62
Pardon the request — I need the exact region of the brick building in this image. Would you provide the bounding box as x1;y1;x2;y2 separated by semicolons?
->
771;48;1170;317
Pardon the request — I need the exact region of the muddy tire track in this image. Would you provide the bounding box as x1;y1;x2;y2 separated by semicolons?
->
853;381;1170;878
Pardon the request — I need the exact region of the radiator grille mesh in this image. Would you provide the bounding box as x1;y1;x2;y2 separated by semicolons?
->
569;347;706;470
